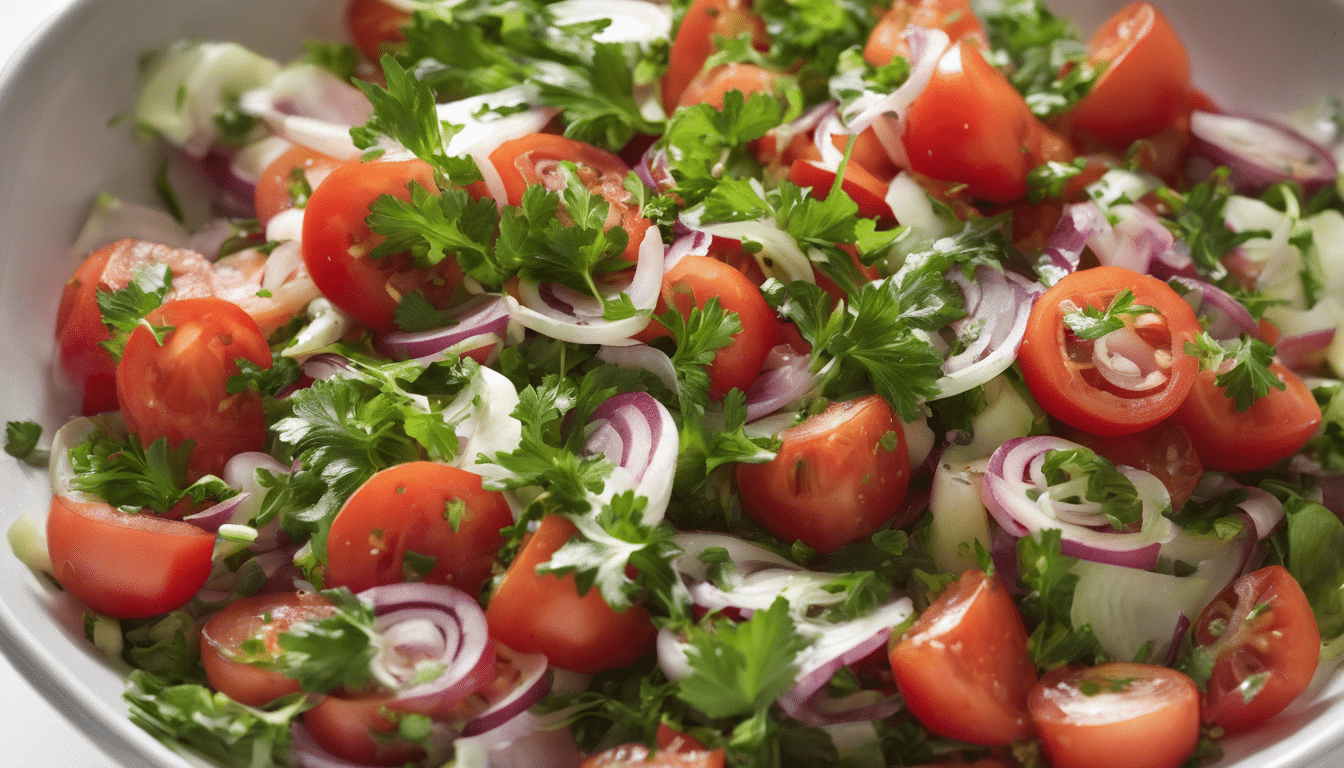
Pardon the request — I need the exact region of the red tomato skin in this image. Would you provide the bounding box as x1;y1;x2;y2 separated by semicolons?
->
346;0;411;63
902;42;1073;203
253;145;340;225
1169;362;1321;473
864;0;987;66
200;591;338;706
1060;422;1202;510
888;569;1037;745
1029;662;1200;768
662;0;769;114
580;743;727;768
1018;266;1200;436
324;462;513;597
736;395;911;553
117;297;273;480
788;158;894;222
488;133;653;261
1194;566;1321;733
676;63;784;110
1066;3;1191;146
485;516;655;674
301;157;464;333
46;495;216;619
636;254;776;400
55;239;217;416
302;694;429;767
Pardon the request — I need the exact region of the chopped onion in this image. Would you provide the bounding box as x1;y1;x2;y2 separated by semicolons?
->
581;392;679;524
460;643;551;737
1189;110;1339;195
1169;276;1260;341
934;266;1043;398
375;296;512;363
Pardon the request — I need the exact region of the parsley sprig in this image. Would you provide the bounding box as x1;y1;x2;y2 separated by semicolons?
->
1185;332;1284;412
1061;289;1157;340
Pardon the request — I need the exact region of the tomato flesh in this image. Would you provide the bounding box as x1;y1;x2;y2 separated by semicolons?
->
200;591;337;706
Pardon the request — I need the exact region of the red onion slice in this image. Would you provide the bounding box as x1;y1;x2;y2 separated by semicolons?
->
358;583;497;717
581;391;679;524
1276;328;1336;373
238;63;374;160
1189;110;1339;195
935;267;1043;398
981;436;1176;569
744;344;818;422
375;295;512;362
460;643;551;737
1087;203;1176;275
1169;276;1260;341
844;27;949;135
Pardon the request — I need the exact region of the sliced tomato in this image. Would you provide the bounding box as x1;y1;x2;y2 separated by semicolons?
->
888;569;1037;745
484;515;655;674
662;0;769;114
864;0;987;66
579;743;726;768
676;62;785;110
253;144;341;225
1169;361;1321;473
488;133;653;261
1017;266;1200;436
324;462;513;596
117;297;273;480
1060;422;1203;510
301;156;465;333
200;591;337;706
1065;2;1191;147
736;395;911;553
902;41;1074;203
1193;565;1320;733
46;495;216;619
302;693;432;767
635;254;776;400
346;0;411;63
788;157;894;222
1029;662;1200;768
55;239;217;416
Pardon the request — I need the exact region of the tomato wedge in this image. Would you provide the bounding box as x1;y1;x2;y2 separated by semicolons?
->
200;591;338;706
888;569;1037;745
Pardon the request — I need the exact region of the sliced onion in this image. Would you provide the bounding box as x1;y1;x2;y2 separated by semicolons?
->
693;218;816;285
1277;328;1336;372
1092;322;1169;392
549;0;673;44
981;436;1176;569
597;343;679;395
844;27;949;135
1187;473;1285;540
238;63;373;160
1039;202;1104;283
70;195;192;255
300;353;354;382
460;643;552;737
181;494;250;533
49;413;127;499
375;295;512;362
1169;276;1260;341
1189;110;1339;195
780;598;911;725
581;392;679;524
360;583;497;716
282;299;358;359
745;344;818;422
935;267;1043;398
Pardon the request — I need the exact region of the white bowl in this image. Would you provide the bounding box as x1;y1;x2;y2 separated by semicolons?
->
0;1;1341;767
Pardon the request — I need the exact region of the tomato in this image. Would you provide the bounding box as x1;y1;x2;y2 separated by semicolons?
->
117;297;272;480
488;133;653;261
1193;565;1320;733
888;569;1037;745
1029;662;1200;768
676;63;785;110
636;254;776;400
736;395;911;553
253;145;340;225
324;462;513;596
1018;266;1200;436
788;157;893;222
1060;422;1203;510
1169;361;1321;473
302;693;432;767
485;515;656;674
902;41;1074;203
302;157;465;333
579;744;726;768
1065;3;1191;147
863;0;987;66
662;0;769;114
200;591;337;706
55;239;216;416
346;0;411;63
46;495;216;619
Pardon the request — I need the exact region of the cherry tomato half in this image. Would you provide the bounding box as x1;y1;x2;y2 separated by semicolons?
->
117;297;273;480
301;157;465;333
661;0;769;114
200;591;338;706
485;515;655;674
1065;2;1191;147
676;63;785;111
46;495;216;619
580;744;726;768
888;569;1037;745
1018;266;1200;436
736;394;911;553
1193;565;1320;733
1060;422;1203;510
1029;662;1200;768
55;239;216;416
1169;362;1321;473
324;462;513;596
253;145;341;225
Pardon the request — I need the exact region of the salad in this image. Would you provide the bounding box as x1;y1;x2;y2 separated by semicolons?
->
7;0;1344;767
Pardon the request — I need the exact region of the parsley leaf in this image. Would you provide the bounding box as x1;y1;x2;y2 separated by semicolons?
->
97;262;174;361
273;588;379;694
1061;288;1157;340
68;430;233;514
4;420;46;466
676;597;807;720
1157;169;1271;280
1185;332;1284;412
977;0;1096;119
1040;448;1143;530
1015;529;1106;668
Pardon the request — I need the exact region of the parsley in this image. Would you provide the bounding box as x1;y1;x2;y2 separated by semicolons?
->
1061;289;1157;340
977;0;1096;119
226;356;302;398
68;430;233;514
273;588;380;694
4;420;46;466
1040;447;1143;531
1016;530;1106;668
659;90;787;208
1157;169;1270;280
1185;332;1284;412
365;181;498;270
302;40;359;81
1027;157;1088;202
96;262;174;361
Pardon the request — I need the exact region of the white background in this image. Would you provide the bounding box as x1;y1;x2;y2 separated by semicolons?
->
0;1;114;764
